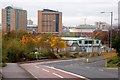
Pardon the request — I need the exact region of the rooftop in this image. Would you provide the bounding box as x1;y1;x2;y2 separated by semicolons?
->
61;37;100;41
27;25;38;28
42;9;58;12
76;25;97;29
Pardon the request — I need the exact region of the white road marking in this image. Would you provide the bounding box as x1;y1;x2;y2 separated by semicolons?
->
86;67;90;69
98;69;104;71
42;68;49;72
46;66;86;79
35;66;39;69
52;73;64;78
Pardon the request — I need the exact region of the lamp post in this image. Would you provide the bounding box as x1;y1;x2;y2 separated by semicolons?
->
101;12;113;57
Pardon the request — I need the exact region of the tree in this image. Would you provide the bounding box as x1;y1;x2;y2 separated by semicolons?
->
17;30;27;39
21;35;28;45
50;37;67;53
6;39;25;62
112;35;120;61
21;35;36;53
92;31;109;45
34;36;43;51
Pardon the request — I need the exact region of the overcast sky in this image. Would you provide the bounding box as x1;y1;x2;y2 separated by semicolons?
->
0;0;119;26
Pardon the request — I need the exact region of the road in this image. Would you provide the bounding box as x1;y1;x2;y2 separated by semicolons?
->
41;58;118;79
20;58;118;80
20;59;86;79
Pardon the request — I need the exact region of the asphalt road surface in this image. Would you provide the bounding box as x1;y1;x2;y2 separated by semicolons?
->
20;58;118;80
41;58;118;79
20;60;86;80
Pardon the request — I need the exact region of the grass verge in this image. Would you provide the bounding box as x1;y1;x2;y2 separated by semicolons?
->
107;56;119;67
0;63;7;67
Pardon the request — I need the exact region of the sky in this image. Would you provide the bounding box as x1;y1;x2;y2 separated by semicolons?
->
0;0;119;26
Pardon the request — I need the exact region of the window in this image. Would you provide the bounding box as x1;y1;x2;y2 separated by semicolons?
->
89;41;93;44
96;41;99;44
79;41;82;44
85;41;88;44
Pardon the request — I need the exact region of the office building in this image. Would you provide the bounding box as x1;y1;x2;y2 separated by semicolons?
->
38;9;62;34
2;6;27;33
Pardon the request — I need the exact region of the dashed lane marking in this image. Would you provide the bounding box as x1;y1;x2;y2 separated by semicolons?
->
46;66;87;79
98;69;104;71
86;67;90;69
42;68;49;72
35;66;39;69
52;73;64;78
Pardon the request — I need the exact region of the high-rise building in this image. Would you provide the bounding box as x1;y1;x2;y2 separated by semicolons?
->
2;6;27;33
27;19;33;25
38;9;62;34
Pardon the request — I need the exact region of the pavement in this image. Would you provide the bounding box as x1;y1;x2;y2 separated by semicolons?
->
20;59;87;80
1;57;119;80
41;58;118;79
1;63;34;80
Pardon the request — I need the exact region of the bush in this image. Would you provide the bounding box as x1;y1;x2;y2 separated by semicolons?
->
64;51;70;58
47;53;58;59
39;53;46;57
25;53;36;61
0;63;7;67
54;53;61;59
73;52;79;58
59;54;64;58
6;39;25;62
39;53;48;59
79;53;84;57
107;56;119;67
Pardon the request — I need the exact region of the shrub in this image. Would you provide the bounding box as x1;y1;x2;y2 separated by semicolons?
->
59;54;64;58
73;52;79;58
107;56;119;67
64;51;70;58
6;39;25;62
0;63;7;67
25;53;36;61
79;53;84;57
54;53;61;59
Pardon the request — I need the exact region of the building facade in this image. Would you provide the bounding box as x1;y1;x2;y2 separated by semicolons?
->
61;37;102;53
27;19;33;25
69;25;96;37
95;21;110;31
2;6;27;33
26;25;38;33
38;9;62;34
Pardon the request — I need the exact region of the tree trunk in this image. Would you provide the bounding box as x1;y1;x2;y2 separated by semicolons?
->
57;48;59;54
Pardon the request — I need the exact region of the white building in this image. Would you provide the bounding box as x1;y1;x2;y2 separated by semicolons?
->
95;22;110;31
69;25;96;37
61;37;102;53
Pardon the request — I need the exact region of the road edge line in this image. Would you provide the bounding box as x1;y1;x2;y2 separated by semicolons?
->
46;66;88;79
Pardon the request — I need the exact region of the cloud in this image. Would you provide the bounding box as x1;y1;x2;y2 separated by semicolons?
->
0;0;119;26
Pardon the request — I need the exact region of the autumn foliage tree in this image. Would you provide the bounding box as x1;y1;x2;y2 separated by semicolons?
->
92;31;109;45
50;36;67;53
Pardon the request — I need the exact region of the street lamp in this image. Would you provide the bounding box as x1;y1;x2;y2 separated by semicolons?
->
100;12;113;57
